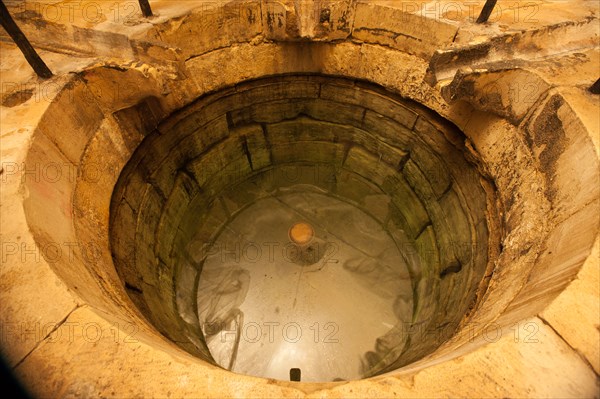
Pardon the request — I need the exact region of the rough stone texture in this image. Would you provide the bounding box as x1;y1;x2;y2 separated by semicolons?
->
442;68;551;124
108;77;487;366
541;238;600;374
352;1;458;59
1;0;599;397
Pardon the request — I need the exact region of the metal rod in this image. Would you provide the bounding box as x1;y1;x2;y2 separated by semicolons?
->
476;0;498;24
0;0;52;79
589;78;600;95
138;0;153;18
290;368;301;382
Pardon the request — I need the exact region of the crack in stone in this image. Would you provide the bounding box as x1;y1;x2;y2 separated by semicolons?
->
12;304;83;370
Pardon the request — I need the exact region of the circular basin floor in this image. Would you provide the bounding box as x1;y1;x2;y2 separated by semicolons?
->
194;177;414;381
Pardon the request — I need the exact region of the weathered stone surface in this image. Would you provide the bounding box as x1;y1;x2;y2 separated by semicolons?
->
155;171;199;263
231;124;271;171
3;2;599;396
134;184;164;287
36;78;104;164
320;83;418;129
442;68;551;124
415;225;440;276
363;109;413;149
541;238;600;374
352;1;458;59
261;0;299;40
525;91;600;220
311;0;356;41
438;189;473;265
146;1;262;58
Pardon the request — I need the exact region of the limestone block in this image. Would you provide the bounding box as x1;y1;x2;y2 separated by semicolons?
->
415;225;440;276
266;117;338;144
261;0;299;40
178;196;229;259
402;159;436;202
150;116;230;195
271;141;345;165
134;185;164;286
119;168;152;214
320;83;418;129
139;281;203;357
541;238;600;374
162;112;229;152
72;25;133;56
305;98;365;127
311;0;356;41
412;117;486;217
442;68;551;125
424;200;460;278
155;172;200;264
525;92;600;221
238;81;321;103
387;174;430;241
363;109;413;149
352;1;457;59
504;200;599;323
113;96;165;140
36;78;104;164
157;87;236;136
409;142;452;199
231;124;271;171
72;117;143;310
439;188;473;266
202;156;254;198
186;136;251;189
228;99;306;126
81;65;189;115
146;0;262;57
340;127;407;169
344;145;392;186
110;199;140;288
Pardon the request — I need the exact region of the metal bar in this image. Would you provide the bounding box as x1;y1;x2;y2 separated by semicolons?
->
476;0;498;24
138;0;153;18
589;78;600;95
290;368;301;382
0;0;52;79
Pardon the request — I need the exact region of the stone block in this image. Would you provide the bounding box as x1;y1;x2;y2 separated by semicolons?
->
409;142;452;199
352;2;457;59
363;109;414;149
271;141;345;165
135;185;164;286
36;79;104;164
525;92;600;221
231;124;271;171
402;159;436;202
442;68;550;124
387;173;430;240
320;83;418;128
148;0;262;57
186;136;250;189
155;172;200;263
261;0;299;40
415;225;440;277
438;188;473;265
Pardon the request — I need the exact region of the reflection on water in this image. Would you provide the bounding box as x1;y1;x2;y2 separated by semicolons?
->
191;186;416;381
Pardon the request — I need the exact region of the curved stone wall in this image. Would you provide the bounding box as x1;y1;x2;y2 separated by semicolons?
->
109;74;496;379
1;1;597;396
